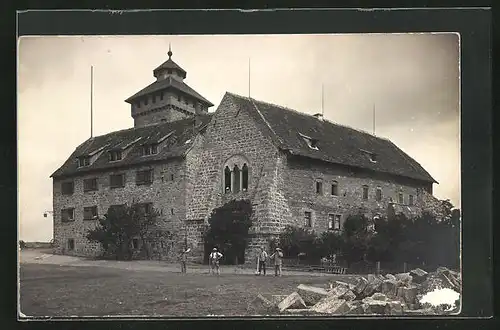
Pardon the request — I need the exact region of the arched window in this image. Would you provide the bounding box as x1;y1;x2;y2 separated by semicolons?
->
242;164;249;191
233;165;240;193
224;166;231;193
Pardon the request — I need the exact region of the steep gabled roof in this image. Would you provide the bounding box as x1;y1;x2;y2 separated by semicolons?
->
225;92;436;184
125;76;214;106
51;114;213;179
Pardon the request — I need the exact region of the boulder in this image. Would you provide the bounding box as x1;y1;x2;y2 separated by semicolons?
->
345;301;364;315
395;273;413;286
278;292;307;312
270;295;289;306
297;284;330;306
402;286;418;305
340;290;357;301
384;301;404;315
362;276;383;297
371;292;388;301
311;296;349;314
328;285;350;299
420;273;454;294
362;298;387;315
385;274;397;281
381;279;398;297
410;268;429;284
353;277;369;296
256;294;274;308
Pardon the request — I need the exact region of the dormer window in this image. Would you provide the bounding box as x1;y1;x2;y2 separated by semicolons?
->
143;144;158;156
167;69;172;74
298;133;319;150
370;153;378;162
109;150;122;162
77;156;90;168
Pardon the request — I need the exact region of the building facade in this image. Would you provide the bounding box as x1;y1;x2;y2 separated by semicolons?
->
51;50;441;263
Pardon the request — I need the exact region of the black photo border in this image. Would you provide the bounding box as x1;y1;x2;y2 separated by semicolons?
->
6;5;494;330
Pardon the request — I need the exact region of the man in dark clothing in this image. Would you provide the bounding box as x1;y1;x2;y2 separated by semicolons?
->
258;247;268;275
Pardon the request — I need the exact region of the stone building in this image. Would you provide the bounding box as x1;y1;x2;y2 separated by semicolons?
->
51;49;440;263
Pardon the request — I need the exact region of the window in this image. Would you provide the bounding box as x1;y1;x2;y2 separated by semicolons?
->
109;204;126;214
171;208;174;215
83;178;98;192
110;174;125;188
398;191;404;204
178;95;181;102
242;164;249;191
331;182;338;196
362;185;369;200
233;165;240;193
167;69;172;74
299;133;319;150
376;187;382;201
328;214;341;231
370;153;378;162
409;194;414;206
143;144;158;156
160;92;164;101
61;208;75;222
109;150;122;162
153;95;156;103
304;211;312;227
136;101;141;108
224;166;231;193
145;97;149;105
78;156;90;167
136;169;153;185
170;174;174;181
132;238;139;249
316;181;323;195
67;238;75;251
61;181;74;195
83;206;98;220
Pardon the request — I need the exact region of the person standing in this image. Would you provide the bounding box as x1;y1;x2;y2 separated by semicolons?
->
270;247;283;277
209;247;223;275
258;247;268;276
180;248;189;274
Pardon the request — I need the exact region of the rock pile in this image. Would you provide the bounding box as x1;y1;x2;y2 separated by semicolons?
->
255;267;461;315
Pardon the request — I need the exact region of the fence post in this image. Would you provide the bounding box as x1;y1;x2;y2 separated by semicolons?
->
403;262;407;273
376;261;381;275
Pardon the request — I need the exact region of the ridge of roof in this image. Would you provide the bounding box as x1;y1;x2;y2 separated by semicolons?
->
226;92;393;143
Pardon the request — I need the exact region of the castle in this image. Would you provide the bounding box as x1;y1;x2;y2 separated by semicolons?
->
50;48;440;263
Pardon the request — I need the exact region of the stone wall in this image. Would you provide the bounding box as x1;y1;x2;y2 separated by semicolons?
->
52;159;187;259
184;94;280;262
281;156;431;233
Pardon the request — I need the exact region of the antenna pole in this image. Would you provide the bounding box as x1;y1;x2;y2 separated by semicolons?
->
248;58;251;98
372;104;376;136
90;66;94;138
321;83;324;117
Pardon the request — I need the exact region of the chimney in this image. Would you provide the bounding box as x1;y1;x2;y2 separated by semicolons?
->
313;113;324;121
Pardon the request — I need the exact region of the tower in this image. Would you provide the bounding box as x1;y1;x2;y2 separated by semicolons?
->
125;45;214;127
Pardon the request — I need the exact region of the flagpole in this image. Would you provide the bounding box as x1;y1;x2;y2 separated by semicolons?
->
372;104;375;136
248;58;251;98
322;83;324;117
91;66;94;138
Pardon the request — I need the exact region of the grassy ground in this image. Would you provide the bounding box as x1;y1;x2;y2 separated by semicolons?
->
19;263;358;317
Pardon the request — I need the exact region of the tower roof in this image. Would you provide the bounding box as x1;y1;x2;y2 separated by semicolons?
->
152;45;187;79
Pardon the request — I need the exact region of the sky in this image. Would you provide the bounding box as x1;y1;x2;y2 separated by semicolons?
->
17;34;460;242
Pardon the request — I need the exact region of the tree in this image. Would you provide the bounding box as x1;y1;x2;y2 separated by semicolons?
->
318;231;343;259
204;199;253;265
86;202;165;260
340;213;374;266
277;225;322;261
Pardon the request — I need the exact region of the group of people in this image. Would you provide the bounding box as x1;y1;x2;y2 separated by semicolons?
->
256;247;284;277
179;246;284;276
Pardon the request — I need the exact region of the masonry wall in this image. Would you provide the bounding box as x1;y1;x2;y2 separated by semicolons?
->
52;159;187;259
184;95;281;263
282;156;432;233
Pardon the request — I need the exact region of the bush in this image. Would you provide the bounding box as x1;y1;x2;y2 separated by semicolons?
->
204;199;253;265
277;225;322;261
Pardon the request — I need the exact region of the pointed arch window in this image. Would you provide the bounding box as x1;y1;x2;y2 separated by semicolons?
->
233;165;241;193
242;164;249;191
224;166;231;193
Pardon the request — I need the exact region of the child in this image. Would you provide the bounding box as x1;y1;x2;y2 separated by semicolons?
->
209;247;223;275
270;247;284;277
